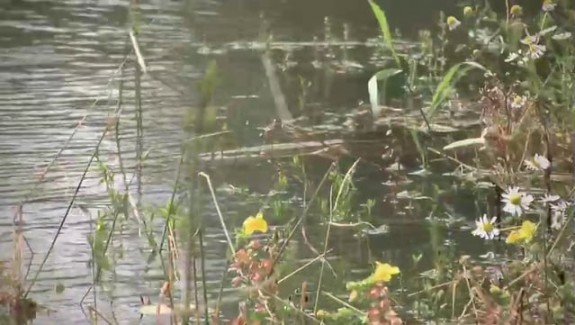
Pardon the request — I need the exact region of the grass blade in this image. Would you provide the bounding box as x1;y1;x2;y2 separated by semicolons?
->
428;61;489;119
368;68;402;116
443;137;485;151
368;0;401;68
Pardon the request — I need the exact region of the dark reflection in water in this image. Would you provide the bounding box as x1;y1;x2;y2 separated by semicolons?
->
0;0;487;323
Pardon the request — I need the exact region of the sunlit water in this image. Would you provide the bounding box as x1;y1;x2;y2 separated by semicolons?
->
0;0;483;323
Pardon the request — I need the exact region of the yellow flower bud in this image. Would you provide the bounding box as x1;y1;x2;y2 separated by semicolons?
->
348;290;358;302
510;5;523;17
489;284;502;295
316;309;329;318
446;16;461;31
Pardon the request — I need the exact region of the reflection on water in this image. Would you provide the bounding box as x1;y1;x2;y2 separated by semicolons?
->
0;0;479;323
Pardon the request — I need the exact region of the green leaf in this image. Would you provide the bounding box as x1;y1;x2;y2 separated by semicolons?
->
197;60;219;106
428;61;489;119
368;68;402;116
368;0;401;68
442;137;485;150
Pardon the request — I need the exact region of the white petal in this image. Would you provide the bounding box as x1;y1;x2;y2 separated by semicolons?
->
552;32;572;40
522;195;534;206
541;194;560;203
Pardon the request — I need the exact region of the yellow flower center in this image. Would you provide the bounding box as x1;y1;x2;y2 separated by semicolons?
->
533;160;541;168
509;194;522;205
446;16;458;27
543;0;554;7
482;222;494;233
510;5;523;16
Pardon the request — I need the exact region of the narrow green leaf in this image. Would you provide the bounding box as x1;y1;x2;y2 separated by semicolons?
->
442;137;485;151
428;61;489;119
368;68;402;116
368;0;401;68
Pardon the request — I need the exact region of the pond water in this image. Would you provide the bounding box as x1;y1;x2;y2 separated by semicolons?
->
0;0;492;323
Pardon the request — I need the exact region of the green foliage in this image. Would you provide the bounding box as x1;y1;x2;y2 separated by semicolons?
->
368;0;400;68
368;68;402;116
427;61;489;119
197;60;219;110
87;212;112;278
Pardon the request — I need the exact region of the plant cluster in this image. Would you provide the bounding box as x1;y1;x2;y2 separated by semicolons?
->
222;1;575;324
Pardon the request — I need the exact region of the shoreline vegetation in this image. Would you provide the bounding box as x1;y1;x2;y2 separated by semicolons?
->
2;0;575;324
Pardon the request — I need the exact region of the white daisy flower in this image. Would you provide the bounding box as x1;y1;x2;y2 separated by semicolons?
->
526;43;546;60
521;35;538;45
540;194;560;204
510;95;527;109
446;16;461;31
542;0;556;12
524;154;551;171
551;200;568;230
551;200;568;212
502;187;534;216
520;36;546;60
505;52;520;62
472;214;500;240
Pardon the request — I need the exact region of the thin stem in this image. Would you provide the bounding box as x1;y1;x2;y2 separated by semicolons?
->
24;125;111;297
199;172;235;255
198;230;210;325
268;163;336;276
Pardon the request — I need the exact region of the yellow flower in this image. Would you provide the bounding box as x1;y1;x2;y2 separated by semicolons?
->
463;6;474;17
510;5;523;17
505;220;538;244
505;230;523;244
489;284;510;299
446;16;461;31
316;309;329;318
371;262;400;282
489;284;502;295
519;220;537;242
242;212;268;235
